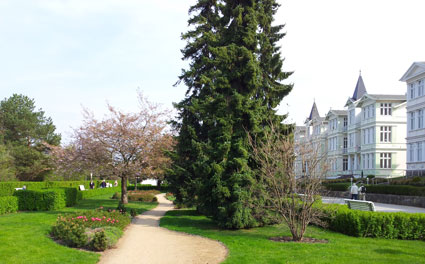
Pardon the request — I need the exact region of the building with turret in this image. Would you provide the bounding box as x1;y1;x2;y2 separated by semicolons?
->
296;74;406;179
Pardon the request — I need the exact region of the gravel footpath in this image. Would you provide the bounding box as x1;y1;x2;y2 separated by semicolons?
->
98;194;227;264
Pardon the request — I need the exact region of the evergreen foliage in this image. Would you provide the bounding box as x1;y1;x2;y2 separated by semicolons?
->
169;0;292;228
0;94;61;181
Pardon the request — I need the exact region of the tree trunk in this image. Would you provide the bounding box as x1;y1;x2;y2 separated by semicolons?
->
157;180;162;188
121;176;128;204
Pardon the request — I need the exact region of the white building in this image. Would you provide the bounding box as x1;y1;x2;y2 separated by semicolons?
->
400;62;425;176
296;74;407;179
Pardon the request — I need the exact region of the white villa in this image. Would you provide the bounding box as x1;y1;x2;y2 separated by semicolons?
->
296;74;407;179
400;62;425;177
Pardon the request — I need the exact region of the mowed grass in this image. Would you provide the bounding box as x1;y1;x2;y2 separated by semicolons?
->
0;194;157;264
160;209;425;264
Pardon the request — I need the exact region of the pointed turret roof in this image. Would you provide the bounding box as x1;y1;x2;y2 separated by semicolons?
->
308;101;320;120
352;74;367;101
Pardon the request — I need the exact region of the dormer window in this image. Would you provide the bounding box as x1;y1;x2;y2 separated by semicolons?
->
380;103;392;116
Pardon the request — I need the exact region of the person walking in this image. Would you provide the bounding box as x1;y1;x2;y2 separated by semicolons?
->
350;183;359;200
359;184;366;201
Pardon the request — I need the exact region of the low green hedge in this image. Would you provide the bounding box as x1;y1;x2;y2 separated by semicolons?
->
324;183;425;196
78;187;121;200
0;180;119;197
127;184;169;192
14;189;67;211
0;196;18;215
320;204;425;240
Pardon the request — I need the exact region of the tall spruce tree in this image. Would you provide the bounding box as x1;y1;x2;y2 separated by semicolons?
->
170;0;292;228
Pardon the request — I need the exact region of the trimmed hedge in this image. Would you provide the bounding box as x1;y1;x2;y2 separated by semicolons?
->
0;180;119;197
78;187;121;200
14;189;67;211
324;183;425;197
320;204;425;240
0;196;18;215
127;184;169;192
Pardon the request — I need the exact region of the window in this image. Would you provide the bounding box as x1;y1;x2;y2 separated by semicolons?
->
363;127;374;144
343;137;347;149
418;109;424;129
410;112;415;130
349;133;355;147
380;153;392;169
343;117;348;127
410;83;415;99
418;80;424;97
349;110;355;125
380;103;392;116
408;144;415;162
418;142;423;162
343;158;348;171
380;126;392;142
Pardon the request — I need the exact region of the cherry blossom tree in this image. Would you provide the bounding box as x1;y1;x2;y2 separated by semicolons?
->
55;92;172;203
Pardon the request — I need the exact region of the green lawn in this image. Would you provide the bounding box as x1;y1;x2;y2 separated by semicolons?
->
0;194;157;264
160;210;425;264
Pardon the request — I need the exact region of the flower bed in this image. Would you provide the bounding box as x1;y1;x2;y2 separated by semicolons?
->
51;207;131;251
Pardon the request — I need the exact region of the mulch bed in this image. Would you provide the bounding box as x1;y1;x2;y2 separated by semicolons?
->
269;236;328;244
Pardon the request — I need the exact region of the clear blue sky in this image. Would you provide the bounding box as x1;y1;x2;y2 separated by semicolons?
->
0;0;424;143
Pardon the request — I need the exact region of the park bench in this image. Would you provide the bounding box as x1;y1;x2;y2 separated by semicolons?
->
344;199;375;212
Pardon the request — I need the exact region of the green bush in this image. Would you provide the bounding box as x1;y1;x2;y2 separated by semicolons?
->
320;204;425;240
14;189;66;211
51;216;88;248
323;183;351;192
0;196;18;215
90;230;108;251
127;184;169;192
128;191;158;202
323;183;425;197
77;187;121;200
0;180;119;197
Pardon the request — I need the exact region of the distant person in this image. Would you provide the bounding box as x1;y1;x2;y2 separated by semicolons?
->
350;183;359;200
114;180;118;187
89;181;95;189
101;180;106;188
359;184;366;201
22;185;27;190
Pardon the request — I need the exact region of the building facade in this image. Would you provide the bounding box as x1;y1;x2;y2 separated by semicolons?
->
296;75;407;179
400;62;425;176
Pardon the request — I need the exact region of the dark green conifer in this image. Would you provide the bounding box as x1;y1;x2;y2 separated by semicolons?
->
169;0;292;228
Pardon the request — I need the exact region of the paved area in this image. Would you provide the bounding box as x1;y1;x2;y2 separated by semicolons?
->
322;197;425;213
99;194;227;264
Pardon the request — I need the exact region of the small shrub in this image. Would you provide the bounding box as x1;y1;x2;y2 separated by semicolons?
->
90;230;108;251
51;216;88;248
111;192;120;199
0;196;18;215
130;208;137;217
128;191;158;202
117;201;127;214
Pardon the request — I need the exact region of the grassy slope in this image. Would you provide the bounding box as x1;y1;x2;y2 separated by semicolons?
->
0;194;157;264
160;210;425;264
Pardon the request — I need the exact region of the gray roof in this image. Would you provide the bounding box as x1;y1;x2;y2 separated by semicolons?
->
308;102;320;120
296;126;306;131
352;75;367;100
330;110;348;116
367;94;406;101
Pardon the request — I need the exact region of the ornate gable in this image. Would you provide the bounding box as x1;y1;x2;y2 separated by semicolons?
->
400;62;425;82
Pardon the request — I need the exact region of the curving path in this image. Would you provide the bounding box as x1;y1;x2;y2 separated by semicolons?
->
99;194;227;264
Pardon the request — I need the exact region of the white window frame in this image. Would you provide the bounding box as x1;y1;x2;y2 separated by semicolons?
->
380;103;392;116
380;153;392;169
380;126;392;143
